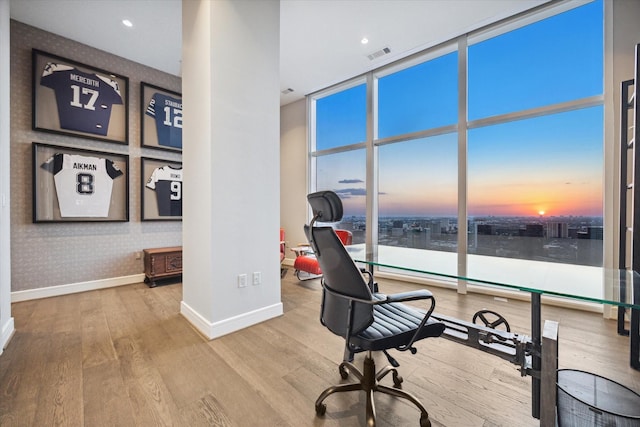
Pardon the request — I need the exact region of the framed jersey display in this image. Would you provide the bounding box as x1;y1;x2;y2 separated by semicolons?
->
141;82;182;152
32;143;129;223
32;49;129;144
141;157;182;221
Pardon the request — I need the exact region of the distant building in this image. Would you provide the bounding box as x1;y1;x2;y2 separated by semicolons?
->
339;220;354;231
578;226;603;240
391;220;404;237
407;228;429;248
429;219;450;234
568;227;580;239
523;224;544;237
468;220;477;248
477;224;493;235
547;222;569;238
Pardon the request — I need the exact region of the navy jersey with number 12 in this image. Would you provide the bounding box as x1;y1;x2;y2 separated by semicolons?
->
40;62;123;136
145;92;183;149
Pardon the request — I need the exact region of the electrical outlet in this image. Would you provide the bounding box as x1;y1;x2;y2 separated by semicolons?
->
238;274;247;288
252;272;261;285
135;251;141;260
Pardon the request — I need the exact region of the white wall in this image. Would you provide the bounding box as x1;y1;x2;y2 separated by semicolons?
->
0;0;14;353
8;21;182;297
181;0;282;339
280;99;308;262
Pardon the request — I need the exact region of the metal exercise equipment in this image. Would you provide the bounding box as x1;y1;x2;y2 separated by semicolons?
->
472;309;511;332
433;310;532;378
429;307;559;425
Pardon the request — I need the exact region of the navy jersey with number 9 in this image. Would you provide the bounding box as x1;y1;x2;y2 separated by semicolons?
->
146;165;183;216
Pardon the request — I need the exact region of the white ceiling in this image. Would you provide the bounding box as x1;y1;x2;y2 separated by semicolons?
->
10;0;547;106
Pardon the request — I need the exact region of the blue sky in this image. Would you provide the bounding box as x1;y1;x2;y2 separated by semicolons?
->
314;0;603;219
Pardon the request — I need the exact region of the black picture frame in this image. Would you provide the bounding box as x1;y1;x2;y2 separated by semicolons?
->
140;82;182;152
32;49;129;144
32;142;129;223
141;157;182;221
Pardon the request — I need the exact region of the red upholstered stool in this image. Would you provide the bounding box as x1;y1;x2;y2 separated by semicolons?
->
293;229;353;281
293;255;322;280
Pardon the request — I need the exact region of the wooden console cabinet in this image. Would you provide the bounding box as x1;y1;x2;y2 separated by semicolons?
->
143;246;182;287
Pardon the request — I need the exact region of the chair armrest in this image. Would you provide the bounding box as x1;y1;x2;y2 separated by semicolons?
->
384;289;433;303
380;290;441;353
322;286;433;307
291;246;313;257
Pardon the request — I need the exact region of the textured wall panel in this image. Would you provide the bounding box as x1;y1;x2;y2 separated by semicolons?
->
10;20;182;291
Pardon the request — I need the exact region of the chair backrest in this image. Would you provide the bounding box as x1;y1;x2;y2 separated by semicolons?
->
335;229;353;246
305;192;374;337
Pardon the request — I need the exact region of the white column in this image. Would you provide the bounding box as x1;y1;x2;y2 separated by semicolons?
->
0;0;14;353
181;0;282;339
280;99;309;260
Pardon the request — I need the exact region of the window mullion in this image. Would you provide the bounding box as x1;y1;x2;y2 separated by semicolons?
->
366;72;378;264
457;36;468;294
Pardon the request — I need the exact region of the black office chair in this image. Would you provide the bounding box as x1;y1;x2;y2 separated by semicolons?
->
304;191;445;427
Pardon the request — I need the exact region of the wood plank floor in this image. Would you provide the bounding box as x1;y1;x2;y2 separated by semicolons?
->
1;270;639;426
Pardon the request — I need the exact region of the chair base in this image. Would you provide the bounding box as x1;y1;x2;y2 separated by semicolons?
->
315;354;431;427
294;269;322;281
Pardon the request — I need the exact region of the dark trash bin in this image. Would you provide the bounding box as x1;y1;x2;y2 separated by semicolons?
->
557;369;640;426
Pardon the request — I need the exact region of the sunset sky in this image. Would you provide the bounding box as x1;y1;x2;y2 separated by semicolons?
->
315;0;603;219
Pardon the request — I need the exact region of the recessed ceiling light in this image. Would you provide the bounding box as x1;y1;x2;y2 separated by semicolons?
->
361;37;369;45
122;19;133;28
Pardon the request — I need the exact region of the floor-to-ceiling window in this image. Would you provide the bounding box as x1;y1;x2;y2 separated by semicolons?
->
311;81;367;243
467;0;603;268
376;49;459;255
308;0;604;289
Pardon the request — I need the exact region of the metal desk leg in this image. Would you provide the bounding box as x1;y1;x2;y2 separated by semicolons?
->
632;306;639;369
633;274;640;369
619;271;630;336
531;292;541;419
540;320;559;427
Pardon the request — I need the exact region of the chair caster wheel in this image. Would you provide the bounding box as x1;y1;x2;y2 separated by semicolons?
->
420;414;431;427
392;371;403;388
339;365;349;379
315;403;327;416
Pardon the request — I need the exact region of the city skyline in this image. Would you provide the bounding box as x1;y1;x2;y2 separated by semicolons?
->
335;213;603;267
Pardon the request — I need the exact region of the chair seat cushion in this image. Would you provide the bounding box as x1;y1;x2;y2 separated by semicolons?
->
350;293;445;352
294;255;322;275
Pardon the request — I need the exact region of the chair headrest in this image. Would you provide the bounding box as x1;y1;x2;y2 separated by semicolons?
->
307;191;343;222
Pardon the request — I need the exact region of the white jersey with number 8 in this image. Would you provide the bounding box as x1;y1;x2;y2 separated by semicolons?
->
41;153;123;217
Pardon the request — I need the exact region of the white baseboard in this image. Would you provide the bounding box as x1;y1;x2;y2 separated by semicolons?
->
11;274;146;302
180;300;283;340
0;316;15;354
